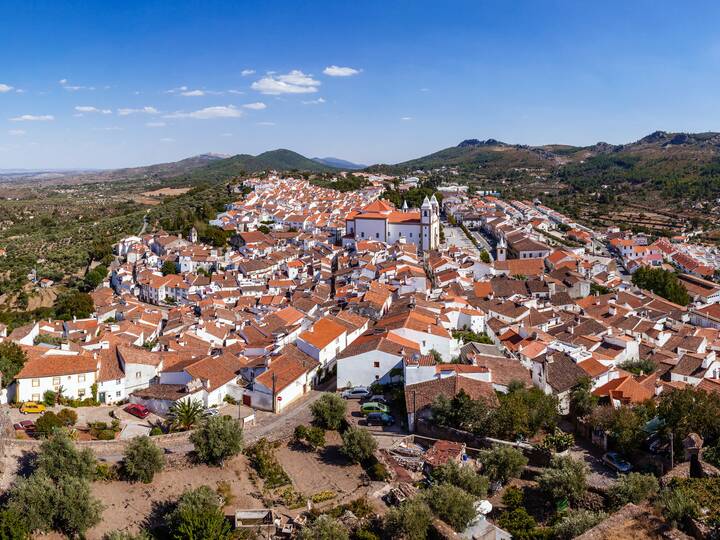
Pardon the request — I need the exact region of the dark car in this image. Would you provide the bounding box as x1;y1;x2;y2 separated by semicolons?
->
13;420;35;431
124;403;150;419
361;394;388;405
366;412;395;426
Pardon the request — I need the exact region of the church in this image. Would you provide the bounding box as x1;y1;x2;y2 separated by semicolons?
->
345;195;440;251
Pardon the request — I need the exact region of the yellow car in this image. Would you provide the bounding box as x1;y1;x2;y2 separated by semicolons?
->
20;402;46;414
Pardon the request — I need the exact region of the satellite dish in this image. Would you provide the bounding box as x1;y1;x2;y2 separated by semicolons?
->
476;500;492;515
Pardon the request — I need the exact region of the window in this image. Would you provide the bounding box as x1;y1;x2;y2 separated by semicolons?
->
78;374;85;383
136;371;142;379
373;361;380;368
52;377;60;386
410;232;413;238
116;391;121;397
32;379;39;387
423;210;428;217
375;232;379;239
116;379;121;384
78;389;85;398
361;231;365;238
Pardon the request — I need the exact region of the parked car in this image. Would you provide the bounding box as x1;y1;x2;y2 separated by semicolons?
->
644;435;670;455
20;402;46;414
361;394;388;405
366;412;395;426
124;403;150;419
603;452;633;473
204;408;220;417
13;420;35;431
341;386;370;400
360;402;390;415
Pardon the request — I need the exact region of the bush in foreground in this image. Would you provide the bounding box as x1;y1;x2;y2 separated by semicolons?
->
431;461;489;497
310;393;347;430
423;483;477;531
340;427;377;463
123;435;165;483
383;497;433;540
299;515;348;540
166;486;232;540
479;445;528;485
553;510;607;540
607;472;658;509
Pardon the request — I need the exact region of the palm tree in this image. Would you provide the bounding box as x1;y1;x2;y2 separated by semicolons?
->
169;400;205;431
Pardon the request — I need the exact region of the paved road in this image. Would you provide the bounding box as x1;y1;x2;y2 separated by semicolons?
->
443;223;481;258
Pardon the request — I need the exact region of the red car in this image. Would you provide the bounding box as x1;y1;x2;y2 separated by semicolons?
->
124;404;150;419
13;420;35;431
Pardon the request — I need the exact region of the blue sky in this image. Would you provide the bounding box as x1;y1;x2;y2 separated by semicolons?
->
2;0;720;169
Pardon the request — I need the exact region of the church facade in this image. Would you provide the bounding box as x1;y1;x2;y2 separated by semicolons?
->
345;196;440;251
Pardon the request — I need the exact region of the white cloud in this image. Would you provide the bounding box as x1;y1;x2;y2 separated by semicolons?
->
302;97;326;105
257;121;275;126
10;114;54;122
221;132;233;137
15;88;25;94
0;83;13;93
93;126;123;131
323;65;361;77
165;86;188;94
160;137;175;142
145;121;166;128
59;79;95;91
401;116;413;121
243;102;267;110
117;106;159;116
227;89;244;95
241;69;255;76
8;129;25;136
180;89;206;96
251;70;320;94
75;106;112;114
420;88;430;92
165;105;244;120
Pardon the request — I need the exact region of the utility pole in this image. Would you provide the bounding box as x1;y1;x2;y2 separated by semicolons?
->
272;372;277;414
670;432;674;470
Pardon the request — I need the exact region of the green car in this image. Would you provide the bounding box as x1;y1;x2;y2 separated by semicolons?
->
361;402;390;415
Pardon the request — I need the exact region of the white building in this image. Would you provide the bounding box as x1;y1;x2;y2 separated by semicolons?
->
15;347;99;403
345;197;440;251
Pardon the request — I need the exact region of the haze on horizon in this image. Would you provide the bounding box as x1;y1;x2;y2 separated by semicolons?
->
2;0;720;169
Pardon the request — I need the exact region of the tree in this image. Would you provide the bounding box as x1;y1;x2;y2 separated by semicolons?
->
190;415;243;466
123;435;165;483
257;224;270;234
570;377;598;418
166;486;232;540
35;411;63;437
538;456;588;504
607;472;658;509
299;515;349;540
631;267;690;306
294;424;326;451
103;532;152;540
553;510;607;540
657;387;720;447
54;290;94;320
310;393;347;430
431;389;490;432
383;498;433;540
501;486;524;510
161;260;178;276
589;405;645;454
8;473;57;534
0;341;27;387
656;487;699;528
53;475;104;538
480;250;491;263
169;399;205;431
488;387;559;439
42;390;57;407
431;461;489;497
479;446;528;485
35;430;97;482
423;483;477;531
340;427;377;463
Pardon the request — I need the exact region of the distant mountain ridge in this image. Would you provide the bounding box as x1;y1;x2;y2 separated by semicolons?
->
312;157;367;170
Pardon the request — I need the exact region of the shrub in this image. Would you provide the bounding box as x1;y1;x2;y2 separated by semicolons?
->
310;393;347;430
245;438;291;488
97;429;116;440
95;462;119;481
43;390;57;407
340;427;377;463
502;486;524;510
103;531;152;540
190;415;243;466
35;411;63;437
423;483;477;531
299;515;348;540
0;508;29;540
123;436;165;483
365;459;390;481
497;508;537;539
354;529;379;540
608;472;659;509
656;487;699;527
479;446;528;485
166;486;232;540
56;408;78;426
35;430;97;481
538;456;588;504
311;490;337;503
150;426;163;436
7;473;57;534
553;510;607;540
280;487;307;509
294;424;326;450
537;428;574;453
384;497;433;540
431;461;489;497
169;400;205;431
53;476;104;538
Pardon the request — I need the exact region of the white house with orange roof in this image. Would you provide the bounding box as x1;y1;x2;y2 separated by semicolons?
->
345;197;440;251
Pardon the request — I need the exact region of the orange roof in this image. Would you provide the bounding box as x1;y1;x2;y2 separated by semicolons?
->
361;199;394;213
299;317;347;349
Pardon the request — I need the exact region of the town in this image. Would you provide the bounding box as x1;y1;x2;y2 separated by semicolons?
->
2;168;720;539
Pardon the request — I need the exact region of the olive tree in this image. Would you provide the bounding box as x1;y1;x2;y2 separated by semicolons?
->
310;393;347;430
122;435;165;483
190;415;243;466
